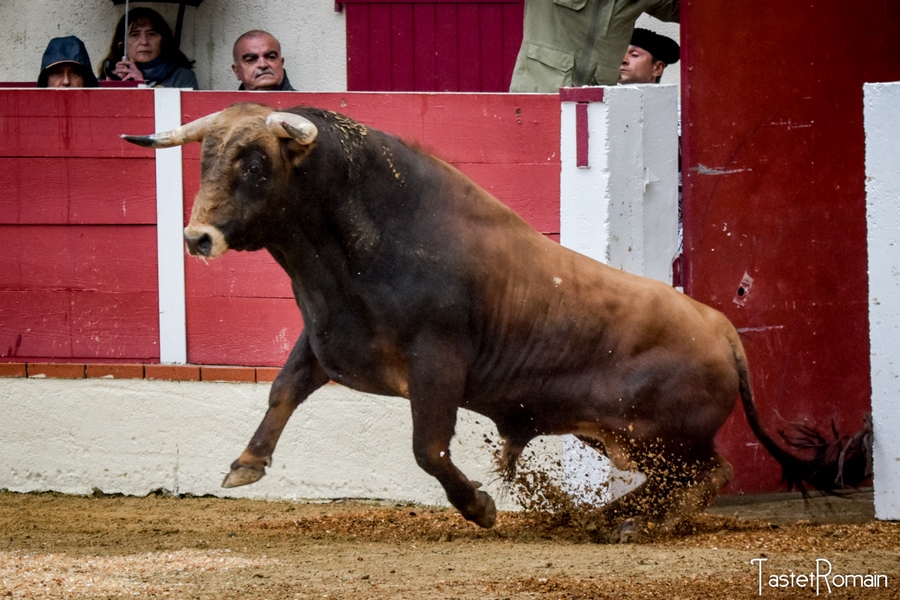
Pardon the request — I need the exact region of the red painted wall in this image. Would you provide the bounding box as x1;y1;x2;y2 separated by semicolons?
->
0;90;159;361
0;91;560;367
343;0;523;92
681;2;900;494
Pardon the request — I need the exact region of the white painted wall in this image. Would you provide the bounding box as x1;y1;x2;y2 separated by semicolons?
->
0;0;347;91
154;88;187;364
864;81;900;521
0;378;563;510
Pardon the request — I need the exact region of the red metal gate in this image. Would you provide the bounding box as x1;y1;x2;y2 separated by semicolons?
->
681;1;900;494
341;0;523;92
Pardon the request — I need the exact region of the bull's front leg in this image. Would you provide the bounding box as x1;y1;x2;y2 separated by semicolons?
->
223;331;329;488
408;340;496;528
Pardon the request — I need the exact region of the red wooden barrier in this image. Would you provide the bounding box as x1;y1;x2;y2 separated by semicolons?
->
0;90;159;362
1;90;561;367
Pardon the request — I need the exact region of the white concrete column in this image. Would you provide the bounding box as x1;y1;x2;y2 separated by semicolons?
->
864;81;900;521
560;85;679;282
559;85;680;503
154;88;187;364
639;85;680;283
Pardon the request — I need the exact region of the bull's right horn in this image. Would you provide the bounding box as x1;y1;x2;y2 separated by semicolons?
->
121;110;222;148
266;112;318;145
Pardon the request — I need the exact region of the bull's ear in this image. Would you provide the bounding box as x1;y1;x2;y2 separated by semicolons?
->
267;112;318;167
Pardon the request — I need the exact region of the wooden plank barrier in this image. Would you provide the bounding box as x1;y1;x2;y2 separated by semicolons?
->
0;90;561;367
0;90;158;362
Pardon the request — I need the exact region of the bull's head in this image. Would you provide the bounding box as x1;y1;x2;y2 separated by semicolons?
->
122;104;318;258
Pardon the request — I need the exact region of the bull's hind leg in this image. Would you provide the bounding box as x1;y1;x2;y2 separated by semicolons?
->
653;453;733;534
603;450;733;542
223;331;329;488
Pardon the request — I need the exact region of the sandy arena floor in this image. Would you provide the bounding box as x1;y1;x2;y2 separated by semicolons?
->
0;489;897;599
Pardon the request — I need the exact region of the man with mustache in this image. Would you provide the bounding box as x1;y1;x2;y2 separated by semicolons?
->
232;30;295;91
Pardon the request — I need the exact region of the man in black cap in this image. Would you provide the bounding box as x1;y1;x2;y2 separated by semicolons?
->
619;28;680;84
509;1;679;92
37;36;99;88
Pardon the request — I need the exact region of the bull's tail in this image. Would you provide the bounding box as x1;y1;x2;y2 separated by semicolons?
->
732;343;872;493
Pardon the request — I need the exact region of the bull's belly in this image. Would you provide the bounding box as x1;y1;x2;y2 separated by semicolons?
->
461;364;737;449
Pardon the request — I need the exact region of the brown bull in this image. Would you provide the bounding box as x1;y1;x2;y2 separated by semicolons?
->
124;103;866;539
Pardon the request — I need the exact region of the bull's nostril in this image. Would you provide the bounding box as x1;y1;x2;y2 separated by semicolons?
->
185;232;214;256
197;233;212;256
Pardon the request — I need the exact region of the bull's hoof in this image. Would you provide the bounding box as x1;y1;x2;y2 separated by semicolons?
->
609;517;648;544
470;490;497;529
222;464;266;488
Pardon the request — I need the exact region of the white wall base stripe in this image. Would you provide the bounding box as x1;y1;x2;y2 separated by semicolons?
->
0;378;562;510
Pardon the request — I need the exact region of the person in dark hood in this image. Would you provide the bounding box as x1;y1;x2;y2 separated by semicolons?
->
232;30;295;91
37;36;99;88
98;7;199;89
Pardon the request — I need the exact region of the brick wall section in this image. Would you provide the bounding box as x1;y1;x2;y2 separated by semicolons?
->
0;362;277;383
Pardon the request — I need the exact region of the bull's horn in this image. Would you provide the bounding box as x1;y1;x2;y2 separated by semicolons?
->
266;112;318;145
121;111;223;148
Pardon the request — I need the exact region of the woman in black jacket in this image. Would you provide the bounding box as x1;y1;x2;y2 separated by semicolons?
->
98;7;199;89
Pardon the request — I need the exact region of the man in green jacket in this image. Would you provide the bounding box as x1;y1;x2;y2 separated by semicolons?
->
509;0;679;92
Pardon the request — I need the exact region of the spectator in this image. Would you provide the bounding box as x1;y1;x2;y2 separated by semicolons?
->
509;0;679;92
232;30;295;91
37;36;98;88
98;7;199;89
619;28;679;84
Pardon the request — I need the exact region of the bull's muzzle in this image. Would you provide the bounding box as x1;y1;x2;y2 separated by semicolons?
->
184;230;213;256
184;224;228;258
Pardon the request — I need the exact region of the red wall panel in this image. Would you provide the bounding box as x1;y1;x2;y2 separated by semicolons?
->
180;93;560;234
0;158;156;225
185;296;302;367
2;90;559;366
0;90;154;158
0;289;159;361
344;1;523;92
681;1;900;494
0;226;157;292
0;225;159;361
184;251;294;300
177;91;560;366
0;90;161;362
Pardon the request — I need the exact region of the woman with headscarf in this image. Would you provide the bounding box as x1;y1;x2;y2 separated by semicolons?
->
98;7;199;89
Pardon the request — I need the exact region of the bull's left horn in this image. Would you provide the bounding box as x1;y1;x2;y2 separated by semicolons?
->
266;112;318;145
121;111;223;148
